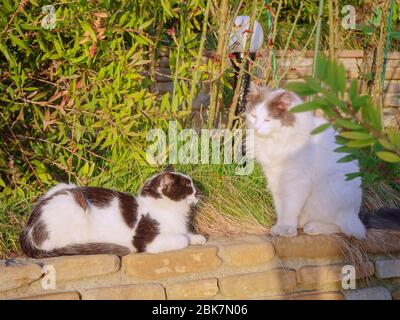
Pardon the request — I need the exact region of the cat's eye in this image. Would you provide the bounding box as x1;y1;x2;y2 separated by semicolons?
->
264;119;271;122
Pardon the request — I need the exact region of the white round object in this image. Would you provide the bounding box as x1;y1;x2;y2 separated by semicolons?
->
228;16;264;53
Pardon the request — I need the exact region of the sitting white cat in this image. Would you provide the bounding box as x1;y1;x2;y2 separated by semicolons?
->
245;83;366;239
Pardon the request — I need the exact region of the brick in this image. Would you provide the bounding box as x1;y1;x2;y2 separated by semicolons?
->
299;262;374;285
0;260;43;292
268;291;344;300
220;268;297;299
219;236;275;267
82;284;165;300
375;259;400;279
123;246;222;280
392;288;400;300
20;291;80;300
155;67;171;81
154;81;173;94
384;94;400;107
288;291;344;300
383;108;399;127
388;52;400;60
157;46;170;57
41;255;120;282
165;279;219;300
277;57;313;67
384;80;400;93
344;286;392;300
156;57;170;67
385;67;400;80
274;234;342;258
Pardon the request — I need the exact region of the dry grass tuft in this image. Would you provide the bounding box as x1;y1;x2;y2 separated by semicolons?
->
362;182;400;212
329;229;400;281
194;202;268;238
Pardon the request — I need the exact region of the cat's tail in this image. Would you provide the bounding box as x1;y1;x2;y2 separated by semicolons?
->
19;230;131;258
360;208;400;231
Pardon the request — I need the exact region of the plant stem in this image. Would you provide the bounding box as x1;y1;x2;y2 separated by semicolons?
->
227;0;258;129
313;0;325;77
208;0;229;129
187;0;211;113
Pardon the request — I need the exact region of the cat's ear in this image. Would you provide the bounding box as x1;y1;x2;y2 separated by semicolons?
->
161;172;175;186
165;164;174;172
247;82;262;104
270;91;296;110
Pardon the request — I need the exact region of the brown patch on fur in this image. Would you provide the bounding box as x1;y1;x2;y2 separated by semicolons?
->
31;220;49;247
79;186;115;207
117;192;138;228
140;175;162;198
268;91;296;126
161;173;194;201
141;172;195;202
68;189;88;210
132;214;160;252
20;189;68;257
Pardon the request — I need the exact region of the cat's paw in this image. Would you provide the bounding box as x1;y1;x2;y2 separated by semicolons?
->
271;224;297;237
303;221;340;235
188;234;207;245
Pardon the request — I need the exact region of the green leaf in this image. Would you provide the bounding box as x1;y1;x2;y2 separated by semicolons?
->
315;55;328;80
346;138;375;148
290;101;321;113
378;139;394;151
338;154;354;163
310;123;330;135
0;41;16;66
349;79;358;105
335;118;363;130
334;146;352;153
340;131;372;140
284;82;318;96
345;172;362;181
9;34;31;53
0;177;5;188
387;129;400;150
376;151;400;163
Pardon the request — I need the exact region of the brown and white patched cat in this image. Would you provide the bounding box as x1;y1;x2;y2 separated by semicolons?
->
20;166;206;258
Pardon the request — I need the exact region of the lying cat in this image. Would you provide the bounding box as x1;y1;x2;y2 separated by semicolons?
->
245;83;368;239
20;166;206;258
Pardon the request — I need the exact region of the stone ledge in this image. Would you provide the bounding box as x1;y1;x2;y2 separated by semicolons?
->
343;286;392;300
219;268;297;299
273;234;342;258
19;291;81;300
216;236;275;267
82;283;166;300
265;291;344;300
0;260;43;292
298;261;374;285
165;278;219;299
122;246;222;280
375;259;400;279
39;254;121;282
2;230;400;300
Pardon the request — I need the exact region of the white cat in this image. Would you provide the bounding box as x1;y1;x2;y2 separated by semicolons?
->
245;83;366;239
20;166;206;258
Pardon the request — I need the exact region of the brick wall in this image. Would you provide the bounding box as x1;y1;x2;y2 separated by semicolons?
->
153;49;400;126
2;232;400;300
